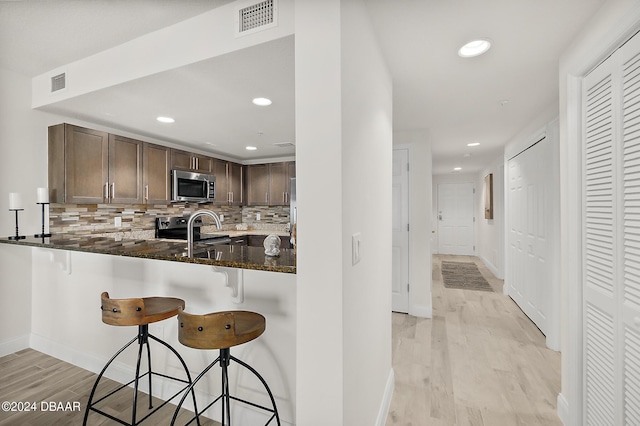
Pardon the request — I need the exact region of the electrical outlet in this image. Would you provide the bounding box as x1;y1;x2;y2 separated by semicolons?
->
256;213;261;221
220;214;224;222
114;217;122;227
352;233;362;265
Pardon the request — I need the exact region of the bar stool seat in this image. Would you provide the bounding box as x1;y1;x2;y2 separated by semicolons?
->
171;308;280;426
83;292;200;426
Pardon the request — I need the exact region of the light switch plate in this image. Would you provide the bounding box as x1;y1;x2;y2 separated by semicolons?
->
256;213;261;221
352;233;362;265
114;217;122;227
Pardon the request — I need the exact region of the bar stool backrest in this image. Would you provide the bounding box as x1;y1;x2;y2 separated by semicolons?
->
101;291;147;326
178;308;266;350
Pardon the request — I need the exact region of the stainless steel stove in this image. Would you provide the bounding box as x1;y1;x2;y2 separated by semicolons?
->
155;215;231;245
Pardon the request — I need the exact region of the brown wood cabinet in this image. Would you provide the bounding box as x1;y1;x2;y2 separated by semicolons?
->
212;160;244;205
143;143;171;204
245;164;270;205
49;124;109;204
170;149;212;173
245;161;295;206
228;162;243;206
49;124;146;204
108;134;143;204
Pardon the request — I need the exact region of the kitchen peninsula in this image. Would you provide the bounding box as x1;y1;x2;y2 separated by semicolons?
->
0;234;296;273
0;230;297;424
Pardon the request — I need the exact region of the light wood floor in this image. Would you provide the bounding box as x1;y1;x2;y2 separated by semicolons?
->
0;347;220;425
386;254;562;426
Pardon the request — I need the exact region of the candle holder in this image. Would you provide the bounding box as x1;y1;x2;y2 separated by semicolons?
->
34;202;51;238
8;209;25;240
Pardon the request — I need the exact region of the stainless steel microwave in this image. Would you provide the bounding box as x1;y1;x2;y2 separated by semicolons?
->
171;170;215;203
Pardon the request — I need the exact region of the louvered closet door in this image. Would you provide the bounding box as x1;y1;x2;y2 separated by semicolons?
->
582;30;640;425
620;33;640;426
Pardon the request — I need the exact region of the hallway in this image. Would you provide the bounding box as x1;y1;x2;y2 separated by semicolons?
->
386;255;561;425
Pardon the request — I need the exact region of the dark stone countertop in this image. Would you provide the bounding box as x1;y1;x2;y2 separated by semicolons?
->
0;235;296;274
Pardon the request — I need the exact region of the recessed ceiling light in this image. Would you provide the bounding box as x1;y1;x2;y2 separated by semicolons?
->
156;116;175;123
252;97;272;106
458;39;491;58
467;142;480;147
246;146;258;151
454;167;462;171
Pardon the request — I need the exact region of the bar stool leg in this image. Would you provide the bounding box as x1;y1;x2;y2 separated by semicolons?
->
221;348;231;426
131;330;146;425
84;326;201;426
146;329;153;409
170;356;222;426
230;354;281;426
83;335;138;426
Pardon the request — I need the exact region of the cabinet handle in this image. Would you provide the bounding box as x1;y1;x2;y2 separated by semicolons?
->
266;192;269;204
145;185;149;201
111;183;115;200
283;192;286;203
196;157;199;170
105;182;109;201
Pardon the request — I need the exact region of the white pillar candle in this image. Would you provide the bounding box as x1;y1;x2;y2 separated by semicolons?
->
37;187;49;204
9;193;22;210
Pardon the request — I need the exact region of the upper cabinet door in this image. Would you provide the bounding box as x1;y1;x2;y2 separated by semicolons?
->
65;125;109;204
108;134;143;204
193;154;212;173
212;159;229;205
170;149;193;171
246;164;270;205
170;149;212;173
228;162;243;206
268;162;288;206
143;143;170;204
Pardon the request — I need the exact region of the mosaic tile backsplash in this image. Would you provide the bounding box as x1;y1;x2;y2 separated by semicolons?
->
49;203;290;236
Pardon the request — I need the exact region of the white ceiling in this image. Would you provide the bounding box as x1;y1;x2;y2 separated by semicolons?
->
1;0;607;169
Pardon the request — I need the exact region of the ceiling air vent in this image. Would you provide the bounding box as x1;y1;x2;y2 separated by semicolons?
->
51;73;66;92
273;142;295;148
238;0;276;35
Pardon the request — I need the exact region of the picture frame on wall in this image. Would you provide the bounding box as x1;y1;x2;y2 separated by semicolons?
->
484;173;493;219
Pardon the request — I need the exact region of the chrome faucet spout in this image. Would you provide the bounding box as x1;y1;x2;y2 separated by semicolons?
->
187;210;222;257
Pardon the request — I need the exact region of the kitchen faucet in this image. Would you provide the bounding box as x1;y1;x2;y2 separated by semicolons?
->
187;210;222;257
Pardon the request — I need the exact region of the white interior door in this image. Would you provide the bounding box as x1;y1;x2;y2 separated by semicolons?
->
437;183;475;255
507;138;550;334
392;149;409;313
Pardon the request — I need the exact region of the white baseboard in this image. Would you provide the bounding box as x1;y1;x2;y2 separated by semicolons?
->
0;334;30;357
479;255;502;279
30;333;294;425
557;392;568;425
409;304;432;318
376;368;395;426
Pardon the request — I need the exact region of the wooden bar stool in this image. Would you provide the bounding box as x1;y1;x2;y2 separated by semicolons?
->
170;308;280;426
83;292;200;426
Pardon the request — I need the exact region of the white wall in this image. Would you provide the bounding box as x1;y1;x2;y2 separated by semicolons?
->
294;1;344;423
340;2;393;424
558;1;640;424
394;132;433;318
0;68;50;237
476;157;504;279
0;68;46;355
295;1;393;424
